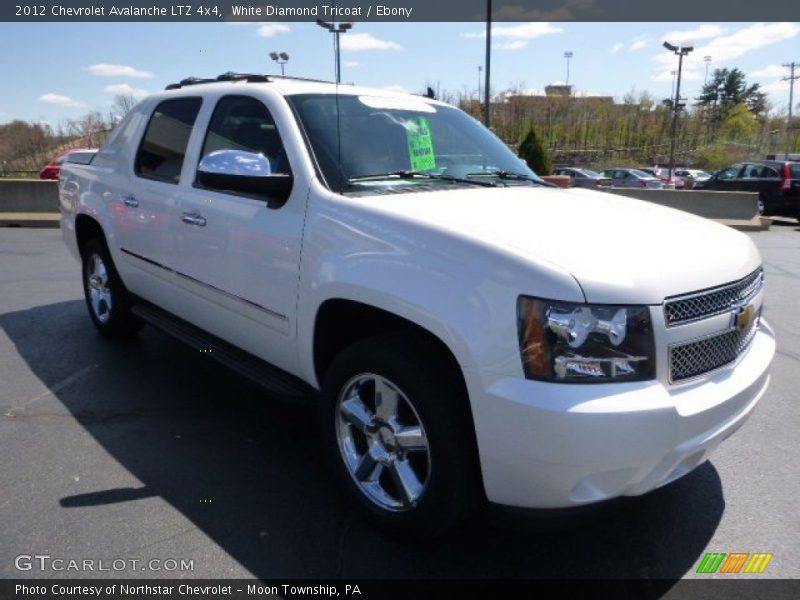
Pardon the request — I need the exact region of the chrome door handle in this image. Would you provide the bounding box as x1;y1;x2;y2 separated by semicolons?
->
181;212;207;227
122;195;139;208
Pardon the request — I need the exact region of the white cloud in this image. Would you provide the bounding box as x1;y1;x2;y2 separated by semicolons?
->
104;83;148;97
343;61;360;68
611;42;624;54
662;25;728;46
464;22;563;41
83;63;154;78
39;93;87;108
256;23;290;37
493;40;529;50
749;65;789;79
341;33;402;52
760;79;790;95
652;23;800;87
630;37;649;51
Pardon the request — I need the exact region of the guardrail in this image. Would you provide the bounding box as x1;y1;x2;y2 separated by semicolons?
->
0;179;59;212
602;187;759;221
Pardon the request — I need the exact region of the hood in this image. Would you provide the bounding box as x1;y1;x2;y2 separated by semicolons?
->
347;185;761;304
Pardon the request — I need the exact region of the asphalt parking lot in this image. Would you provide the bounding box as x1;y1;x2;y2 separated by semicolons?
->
1;226;798;582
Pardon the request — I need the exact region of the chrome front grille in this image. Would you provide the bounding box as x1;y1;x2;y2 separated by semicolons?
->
669;317;759;383
664;269;764;327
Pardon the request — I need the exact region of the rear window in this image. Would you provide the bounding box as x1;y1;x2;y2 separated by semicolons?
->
791;164;800;178
135;97;202;184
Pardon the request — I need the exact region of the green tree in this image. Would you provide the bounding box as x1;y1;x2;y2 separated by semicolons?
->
696;68;767;121
518;125;552;175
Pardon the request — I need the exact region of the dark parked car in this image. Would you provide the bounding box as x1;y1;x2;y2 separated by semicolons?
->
695;161;800;216
553;166;612;188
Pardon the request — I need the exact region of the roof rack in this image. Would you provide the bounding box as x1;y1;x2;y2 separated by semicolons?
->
164;72;340;90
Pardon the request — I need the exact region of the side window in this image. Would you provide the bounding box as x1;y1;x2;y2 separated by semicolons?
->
717;164;743;180
759;166;780;178
135;97;202;184
199;95;290;176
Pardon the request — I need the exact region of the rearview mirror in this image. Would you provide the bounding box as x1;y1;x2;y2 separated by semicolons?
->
197;149;293;206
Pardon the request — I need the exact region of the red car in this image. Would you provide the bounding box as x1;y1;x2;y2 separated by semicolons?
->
39;149;97;180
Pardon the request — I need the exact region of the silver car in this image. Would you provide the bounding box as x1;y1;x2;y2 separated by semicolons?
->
602;168;664;189
554;167;612;188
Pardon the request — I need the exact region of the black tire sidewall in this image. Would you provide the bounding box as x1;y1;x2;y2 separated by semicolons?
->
320;334;479;539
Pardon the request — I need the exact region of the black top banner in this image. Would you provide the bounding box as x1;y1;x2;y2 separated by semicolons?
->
3;0;800;22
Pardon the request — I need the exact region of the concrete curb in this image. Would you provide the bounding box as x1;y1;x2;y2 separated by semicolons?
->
0;213;60;228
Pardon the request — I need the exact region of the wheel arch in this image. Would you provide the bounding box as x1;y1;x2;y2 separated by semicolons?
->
75;213;107;257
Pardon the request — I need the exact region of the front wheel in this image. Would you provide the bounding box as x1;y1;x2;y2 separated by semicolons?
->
320;334;481;539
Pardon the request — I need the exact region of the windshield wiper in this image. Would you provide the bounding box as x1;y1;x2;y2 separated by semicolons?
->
347;170;500;188
466;170;555;187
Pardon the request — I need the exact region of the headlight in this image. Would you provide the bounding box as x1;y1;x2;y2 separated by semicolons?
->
517;296;656;382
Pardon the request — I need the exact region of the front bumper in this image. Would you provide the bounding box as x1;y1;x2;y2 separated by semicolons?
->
475;321;775;508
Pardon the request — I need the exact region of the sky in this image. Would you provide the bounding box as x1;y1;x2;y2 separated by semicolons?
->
0;21;798;127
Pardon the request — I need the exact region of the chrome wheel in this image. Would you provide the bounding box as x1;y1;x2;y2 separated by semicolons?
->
335;373;431;511
86;253;112;324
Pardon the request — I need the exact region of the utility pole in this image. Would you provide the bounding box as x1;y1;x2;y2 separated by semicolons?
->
703;56;712;85
664;42;693;184
783;62;798;160
484;0;492;127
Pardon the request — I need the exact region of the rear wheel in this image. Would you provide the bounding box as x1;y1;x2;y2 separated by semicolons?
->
320;333;481;539
81;239;143;337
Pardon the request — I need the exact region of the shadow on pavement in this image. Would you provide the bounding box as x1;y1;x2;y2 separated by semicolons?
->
1;300;725;584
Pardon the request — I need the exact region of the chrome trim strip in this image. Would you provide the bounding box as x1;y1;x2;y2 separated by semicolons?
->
120;247;288;322
663;268;764;328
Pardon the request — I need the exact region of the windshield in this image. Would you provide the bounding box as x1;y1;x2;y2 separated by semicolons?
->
629;169;653;178
582;169;601;177
287;93;541;194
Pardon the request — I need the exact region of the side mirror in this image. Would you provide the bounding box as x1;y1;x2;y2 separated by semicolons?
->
197;149;293;206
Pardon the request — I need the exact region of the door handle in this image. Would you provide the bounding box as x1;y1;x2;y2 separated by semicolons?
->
181;212;207;227
122;195;139;208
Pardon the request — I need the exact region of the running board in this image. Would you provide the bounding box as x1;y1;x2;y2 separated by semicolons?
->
131;302;316;403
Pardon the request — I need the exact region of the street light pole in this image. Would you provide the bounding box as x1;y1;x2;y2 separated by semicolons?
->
564;51;573;86
316;20;353;83
664;41;693;184
269;51;289;76
484;0;492;127
703;55;712;85
478;65;482;104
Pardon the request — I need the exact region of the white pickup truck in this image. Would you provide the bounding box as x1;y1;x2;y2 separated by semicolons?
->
60;73;775;538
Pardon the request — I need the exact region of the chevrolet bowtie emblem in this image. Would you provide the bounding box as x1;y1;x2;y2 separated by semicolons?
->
733;304;757;331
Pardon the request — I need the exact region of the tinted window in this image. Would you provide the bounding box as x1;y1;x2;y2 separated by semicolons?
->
791;164;800;178
199;95;290;175
135;97;202;184
717;164;743;180
758;166;780;178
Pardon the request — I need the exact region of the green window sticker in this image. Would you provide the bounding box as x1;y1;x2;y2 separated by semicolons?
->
406;117;436;172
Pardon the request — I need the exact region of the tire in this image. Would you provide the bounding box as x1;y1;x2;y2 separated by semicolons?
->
757;195;766;216
320;333;481;539
81;238;143;337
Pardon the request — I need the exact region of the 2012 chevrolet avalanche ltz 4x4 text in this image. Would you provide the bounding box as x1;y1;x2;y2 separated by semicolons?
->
59;72;775;538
